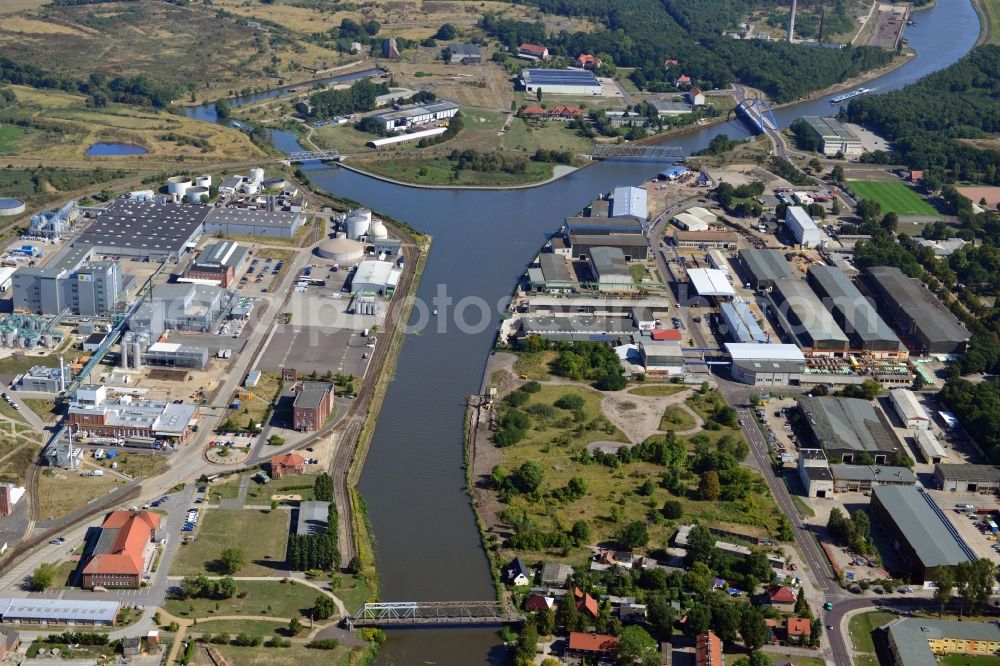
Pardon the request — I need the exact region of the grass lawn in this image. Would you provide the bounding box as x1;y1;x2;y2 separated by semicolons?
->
20;398;59;423
214;644;360;666
188;618;287;636
0;442;39;486
660;405;696;431
312;123;380;154
170;509;290;576
0;125;29;154
629;385;688;397
329;574;374;613
767;655;825;666
0;352;61;377
164;580;319;621
501;118;593;154
939;656;1000;666
235;371;282;430
98;452;169;480
848;611;895;654
356;157;554;187
846;180;937;216
36;468;126;521
512;351;558;381
249;474;319;503
792;494;816;518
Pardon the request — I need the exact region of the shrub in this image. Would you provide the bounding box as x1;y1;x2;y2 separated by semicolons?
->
555;394;585;410
307;638;341;650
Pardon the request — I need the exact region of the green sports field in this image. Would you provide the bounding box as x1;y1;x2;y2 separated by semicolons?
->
847;180;937;216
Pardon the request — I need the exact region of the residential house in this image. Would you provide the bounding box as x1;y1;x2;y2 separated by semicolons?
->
270;453;305;478
566;632;618;659
674;74;692;86
765;584;797;609
696;631;724;666
548;105;584;119
574;587;600;619
503;557;531;586
618;602;647;624
524;594;554;612
82;510;161;588
449;43;482;65
520;105;546;118
518;43;549;60
575;53;602;69
786;617;811;644
541;562;573;586
688;86;705;105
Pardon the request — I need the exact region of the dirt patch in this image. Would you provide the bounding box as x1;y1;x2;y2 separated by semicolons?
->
600;387;699;444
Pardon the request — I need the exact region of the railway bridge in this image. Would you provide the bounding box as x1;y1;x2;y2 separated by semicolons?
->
347;601;523;628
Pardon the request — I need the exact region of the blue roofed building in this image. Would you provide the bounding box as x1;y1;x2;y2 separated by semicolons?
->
611;186;648;220
720;300;768;343
520;69;601;95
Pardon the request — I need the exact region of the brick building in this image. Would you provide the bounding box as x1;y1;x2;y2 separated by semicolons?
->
292;382;334;432
82;511;161;588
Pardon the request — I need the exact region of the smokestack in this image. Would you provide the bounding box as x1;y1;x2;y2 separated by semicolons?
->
59;356;66;392
788;0;797;42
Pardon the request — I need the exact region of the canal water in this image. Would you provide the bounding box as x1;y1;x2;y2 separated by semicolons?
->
196;2;980;660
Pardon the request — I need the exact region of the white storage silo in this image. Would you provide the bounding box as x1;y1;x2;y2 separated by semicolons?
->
370;218;388;239
132;338;143;370
185;186;210;203
167;176;192;196
120;338;129;370
250;168;264;184
195;175;212;188
346;209;371;240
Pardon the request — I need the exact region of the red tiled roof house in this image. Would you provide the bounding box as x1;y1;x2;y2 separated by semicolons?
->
82;511;161;588
566;632;618;658
519;43;549;59
271;453;305;478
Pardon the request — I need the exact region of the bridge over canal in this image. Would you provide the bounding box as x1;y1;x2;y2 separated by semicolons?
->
347;601;524;628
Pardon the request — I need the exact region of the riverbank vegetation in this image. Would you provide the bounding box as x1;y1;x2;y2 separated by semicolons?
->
844;45;1000;186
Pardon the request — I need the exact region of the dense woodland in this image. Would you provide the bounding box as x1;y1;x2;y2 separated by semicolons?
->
844;45;1000;185
483;0;892;102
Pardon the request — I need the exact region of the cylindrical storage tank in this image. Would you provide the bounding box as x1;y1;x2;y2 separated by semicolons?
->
250;168;264;183
132;339;143;370
167;176;192;196
370;219;388;239
41;334;52;348
316;237;365;263
4;329;15;347
195;175;212;188
0;198;25;217
185;186;210;204
120;341;129;370
346;209;371;240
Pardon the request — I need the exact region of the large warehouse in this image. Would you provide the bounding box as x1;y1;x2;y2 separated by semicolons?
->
610;186;648;220
870;485;972;583
588;247;634;292
785;207;821;247
351;260;400;296
738;249;795;290
204;208;305;239
725;342;805;386
565;215;645;236
77;200;208;259
933;464;1000;494
800;116;864;156
370;101;459;132
768;278;849;354
806;265;902;356
798;396;902;464
569;234;649;261
687;268;736;299
862;266;970;354
520;68;601;95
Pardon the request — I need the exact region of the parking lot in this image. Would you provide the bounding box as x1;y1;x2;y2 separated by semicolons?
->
927;489;1000;561
259;326;372;378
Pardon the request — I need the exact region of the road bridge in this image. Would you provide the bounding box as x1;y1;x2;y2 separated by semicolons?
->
347;601;523;628
588;144;685;161
286;149;342;162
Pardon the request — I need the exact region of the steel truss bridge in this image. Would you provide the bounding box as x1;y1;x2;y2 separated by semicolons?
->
588;144;685;160
286;149;342;162
348;601;524;628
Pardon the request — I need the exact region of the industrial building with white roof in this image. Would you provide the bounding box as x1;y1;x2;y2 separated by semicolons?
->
687;268;736;298
520;68;601;95
724;343;805;386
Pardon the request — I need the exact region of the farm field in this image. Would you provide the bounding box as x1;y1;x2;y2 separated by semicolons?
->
847;179;937;216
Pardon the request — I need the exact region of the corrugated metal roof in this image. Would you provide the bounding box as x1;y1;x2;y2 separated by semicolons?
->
808;265;899;347
770;278;849;346
799;396;899;454
738;249;795;285
873;485;971;568
864;266;970;345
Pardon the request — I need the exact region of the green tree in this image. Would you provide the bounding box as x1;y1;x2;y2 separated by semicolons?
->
214;99;232;119
31;563;58;591
698;471;721;500
794;587;809;616
661;500;683;519
219;547;246;574
570;520;591;545
856;198;881;222
933;568;955;617
615;625;659;666
217;576;237;599
435;23;457;40
555;590;580;631
646;594;674;640
313;595;336;620
511;461;544;494
740;607;770;651
684;603;711;636
713;603;742;643
288;617;303;636
536;608;555;636
616;521;649;549
516;622;538;662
